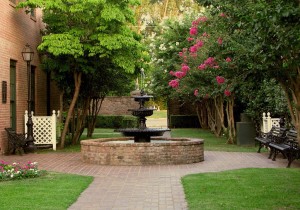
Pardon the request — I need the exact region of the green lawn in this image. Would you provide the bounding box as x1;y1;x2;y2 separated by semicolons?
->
148;110;167;118
48;127;261;153
182;168;300;210
0;172;93;210
171;128;260;152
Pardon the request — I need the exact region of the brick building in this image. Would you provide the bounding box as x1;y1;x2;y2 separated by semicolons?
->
0;1;60;155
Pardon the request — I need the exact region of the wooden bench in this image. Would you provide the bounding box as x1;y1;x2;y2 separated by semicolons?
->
5;128;26;155
269;129;299;168
255;126;287;154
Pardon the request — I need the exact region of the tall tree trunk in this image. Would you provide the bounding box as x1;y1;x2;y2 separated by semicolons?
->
280;71;300;143
225;96;236;144
72;96;91;145
87;96;105;137
214;96;224;136
60;72;82;148
195;101;209;129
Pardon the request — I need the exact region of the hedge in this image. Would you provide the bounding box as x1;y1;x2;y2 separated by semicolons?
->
169;115;200;128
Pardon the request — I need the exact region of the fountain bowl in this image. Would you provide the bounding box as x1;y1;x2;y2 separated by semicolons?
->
81;137;204;165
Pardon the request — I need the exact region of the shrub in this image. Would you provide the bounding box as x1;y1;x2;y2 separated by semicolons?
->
170;115;200;128
0;160;46;181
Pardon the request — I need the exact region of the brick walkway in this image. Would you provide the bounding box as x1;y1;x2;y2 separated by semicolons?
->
2;151;299;210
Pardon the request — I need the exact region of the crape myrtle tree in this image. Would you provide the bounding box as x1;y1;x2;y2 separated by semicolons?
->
166;14;250;144
196;0;300;142
18;0;147;148
151;13;252;143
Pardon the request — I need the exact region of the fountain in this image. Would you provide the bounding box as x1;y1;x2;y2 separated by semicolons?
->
115;89;170;142
81;72;204;165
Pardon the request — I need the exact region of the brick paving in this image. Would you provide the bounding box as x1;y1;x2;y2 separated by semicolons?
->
2;151;299;210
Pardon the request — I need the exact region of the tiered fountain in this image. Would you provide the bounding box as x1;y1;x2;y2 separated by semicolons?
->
81;76;204;165
115;90;170;142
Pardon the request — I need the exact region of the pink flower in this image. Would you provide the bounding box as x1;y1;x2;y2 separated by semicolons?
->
182;48;187;52
189;46;197;53
194;89;199;96
219;13;226;17
225;57;232;62
217;37;223;45
202;32;209;37
204;57;215;66
174;71;186;79
190;53;197;58
189;27;198;36
213;65;219;69
196;40;204;48
169;71;175;76
187;37;194;41
224;89;231;96
181;65;190;72
216;76;225;84
179;52;183;57
198;16;208;22
198;64;206;70
168;79;179;88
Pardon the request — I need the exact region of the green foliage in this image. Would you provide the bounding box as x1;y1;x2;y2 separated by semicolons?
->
182;168;300;210
170;115;200;128
237;78;289;127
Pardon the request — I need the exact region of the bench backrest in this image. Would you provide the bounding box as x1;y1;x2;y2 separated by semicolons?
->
270;127;287;143
270;127;286;137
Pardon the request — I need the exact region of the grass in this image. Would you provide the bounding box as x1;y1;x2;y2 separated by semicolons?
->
171;128;260;152
148;110;167;118
182;168;300;210
41;127;262;153
0;172;93;210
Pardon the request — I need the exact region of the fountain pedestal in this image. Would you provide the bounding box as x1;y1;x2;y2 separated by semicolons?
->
115;90;170;143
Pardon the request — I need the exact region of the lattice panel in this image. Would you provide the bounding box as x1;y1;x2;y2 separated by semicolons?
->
25;110;59;150
33;117;52;144
271;119;280;128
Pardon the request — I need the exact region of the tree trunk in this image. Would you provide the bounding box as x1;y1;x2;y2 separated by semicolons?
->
195;101;209;129
225;96;236;144
280;71;300;143
214;96;224;136
87;96;105;137
72;96;91;144
60;72;82;148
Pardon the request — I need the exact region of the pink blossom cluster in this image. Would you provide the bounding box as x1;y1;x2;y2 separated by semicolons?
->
216;76;225;84
197;57;219;70
189;16;208;37
224;89;231;96
168;79;179;88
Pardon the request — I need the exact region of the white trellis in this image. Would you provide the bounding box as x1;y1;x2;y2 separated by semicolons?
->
24;110;59;150
262;112;281;133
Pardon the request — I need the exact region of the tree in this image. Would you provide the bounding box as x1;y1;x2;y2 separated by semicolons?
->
18;0;147;148
195;0;300;142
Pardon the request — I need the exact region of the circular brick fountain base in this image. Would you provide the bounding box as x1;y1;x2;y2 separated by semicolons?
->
81;137;204;165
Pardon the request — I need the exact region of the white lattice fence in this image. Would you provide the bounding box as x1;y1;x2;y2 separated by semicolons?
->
24;110;59;150
262;112;280;133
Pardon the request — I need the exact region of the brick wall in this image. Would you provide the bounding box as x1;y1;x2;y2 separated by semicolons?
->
99;96;139;115
81;137;204;165
0;1;54;154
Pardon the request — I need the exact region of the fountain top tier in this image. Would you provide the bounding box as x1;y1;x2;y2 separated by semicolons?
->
115;90;170;143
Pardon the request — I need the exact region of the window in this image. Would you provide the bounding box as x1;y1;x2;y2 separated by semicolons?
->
10;60;17;130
